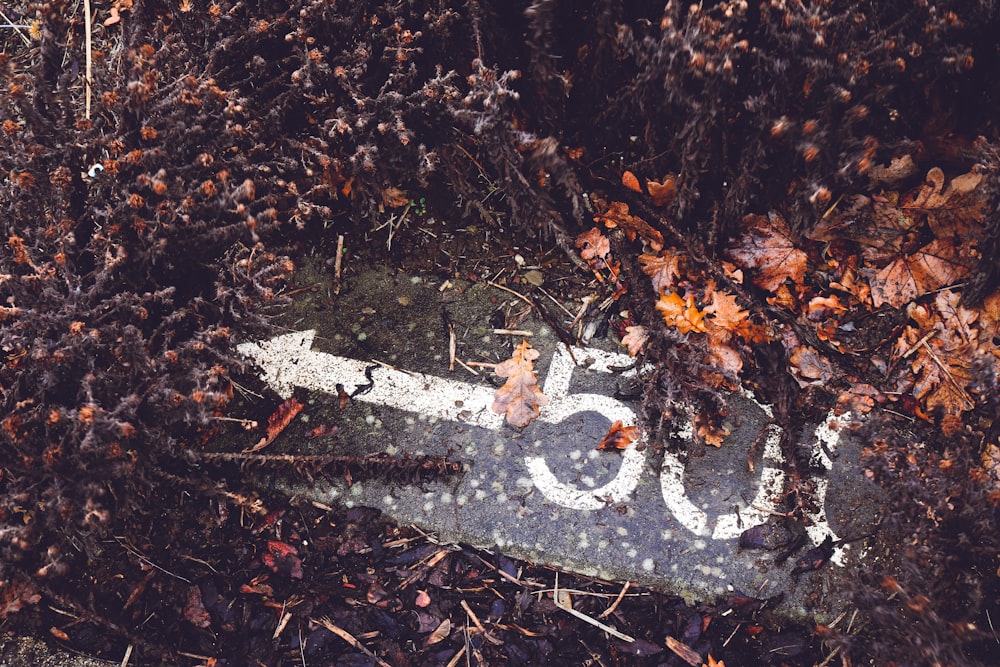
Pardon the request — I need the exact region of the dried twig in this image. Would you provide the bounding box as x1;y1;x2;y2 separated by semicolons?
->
460;599;502;645
597;581;630;619
552;573;635;642
83;0;92;118
487;280;534;308
333;233;345;294
312;617;393;667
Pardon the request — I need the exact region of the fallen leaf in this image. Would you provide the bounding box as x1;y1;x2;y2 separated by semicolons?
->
0;576;41;619
596;201;664;251
896;291;978;418
426;618;451;645
639;250;684;293
790;345;836;386
307;424;338;438
492;340;548;428
704;288;749;332
262;540;304;579
381;185;410;208
656;292;708;334
694;412;729;447
184;585;212;629
247;397;303;452
703;654;726;667
647;175;677;207
414;590;431;608
726;213;808;292
622;170;642;193
597;420;640;450
621;325;649;356
868;238;976;308
575;227;610;265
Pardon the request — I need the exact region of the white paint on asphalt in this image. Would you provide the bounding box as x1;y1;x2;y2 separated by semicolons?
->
239;330;845;554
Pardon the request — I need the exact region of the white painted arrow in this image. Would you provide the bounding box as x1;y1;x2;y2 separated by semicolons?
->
237;330;505;430
238;330;647;509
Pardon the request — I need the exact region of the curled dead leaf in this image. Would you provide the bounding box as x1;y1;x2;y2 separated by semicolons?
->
656;292;708;334
597;420;640;450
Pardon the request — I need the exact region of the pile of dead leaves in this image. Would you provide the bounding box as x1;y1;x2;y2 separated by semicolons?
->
576;164;999;441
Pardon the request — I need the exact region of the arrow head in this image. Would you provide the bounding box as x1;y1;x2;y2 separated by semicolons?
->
237;329;317;398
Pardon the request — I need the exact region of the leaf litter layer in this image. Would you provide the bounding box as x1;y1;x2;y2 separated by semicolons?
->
2;0;1000;665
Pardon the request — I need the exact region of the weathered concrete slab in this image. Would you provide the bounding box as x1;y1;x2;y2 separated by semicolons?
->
237;263;884;619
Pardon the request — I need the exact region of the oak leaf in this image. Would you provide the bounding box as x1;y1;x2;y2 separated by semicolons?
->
726;213;808;292
492;340;548;428
621;325;649;356
575;227;610;264
656;292;708;334
896;291;978;418
704;288;749;332
597;420;640;450
639;250;684;293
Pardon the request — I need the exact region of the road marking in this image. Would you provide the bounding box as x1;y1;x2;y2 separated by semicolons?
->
239;330;844;556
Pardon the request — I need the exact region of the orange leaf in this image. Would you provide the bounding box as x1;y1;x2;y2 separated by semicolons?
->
622;170;642;193
704;288;749;332
597;420;640;450
247;397;303;452
596;201;664;251
491;340;548;428
726;213;807;292
656;292;707;334
646;175;677;207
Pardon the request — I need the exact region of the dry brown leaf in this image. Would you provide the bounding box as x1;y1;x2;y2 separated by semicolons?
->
247;397;304;452
381;185;410;209
790;345;835;386
647;175;677;207
639;250;684;293
575;227;610;264
896;291;978;418
656;292;708;334
726;213;808;293
426;618;451;645
596;201;664;251
849;168;985;308
704;328;743;387
868;238;976;308
597;420;640;450
492;340;548;428
621;325;649;356
694;412;730;448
